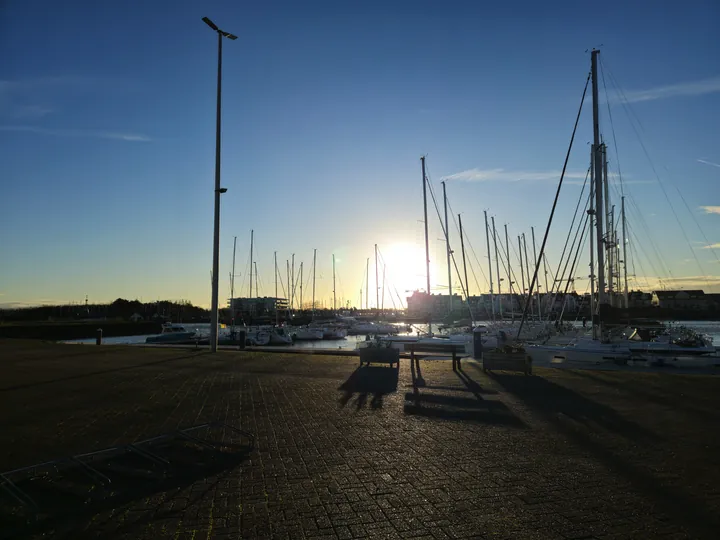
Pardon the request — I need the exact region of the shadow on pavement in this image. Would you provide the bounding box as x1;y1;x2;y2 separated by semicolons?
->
338;365;399;410
404;359;524;427
485;367;720;538
0;437;252;540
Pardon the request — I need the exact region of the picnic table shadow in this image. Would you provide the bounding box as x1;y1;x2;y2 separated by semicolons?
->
338;365;399;410
403;360;524;426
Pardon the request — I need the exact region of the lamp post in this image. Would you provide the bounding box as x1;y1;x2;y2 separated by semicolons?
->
203;16;237;352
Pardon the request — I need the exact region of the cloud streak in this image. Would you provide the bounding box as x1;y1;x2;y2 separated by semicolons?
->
700;206;720;215
442;168;587;183
702;243;720;249
698;159;720;169
616;76;720;104
0;125;151;142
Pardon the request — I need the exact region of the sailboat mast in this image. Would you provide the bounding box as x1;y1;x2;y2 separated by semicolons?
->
518;236;526;306
591;49;606;307
491;216;502;318
286;260;290;317
312;249;316;316
332;254;336;312
603;144;613;306
522;234;532;319
381;264;386;313
459;214;470;300
254;261;258;300
531;227;542;319
291;254;295;310
365;258;369;310
374;244;379;311
231;236;237;332
249;229;254;299
442;181;452;313
589;145;597;337
621;196;629;308
299;262;303;310
274;251;279;326
504;224;513;321
484;210;495;320
421;156;431;297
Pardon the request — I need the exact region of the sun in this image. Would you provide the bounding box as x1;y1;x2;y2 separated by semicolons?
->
377;242;429;306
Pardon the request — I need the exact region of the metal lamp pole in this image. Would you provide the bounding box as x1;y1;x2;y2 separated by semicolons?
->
203;16;237;352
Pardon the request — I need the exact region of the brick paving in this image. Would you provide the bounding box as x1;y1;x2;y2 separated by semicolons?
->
2;340;720;539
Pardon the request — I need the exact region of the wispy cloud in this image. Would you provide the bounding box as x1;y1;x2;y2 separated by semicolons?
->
698;159;720;169
9;104;54;119
616;76;720;104
633;275;720;292
700;206;720;215
702;243;720;250
0;125;151;142
442;168;587;183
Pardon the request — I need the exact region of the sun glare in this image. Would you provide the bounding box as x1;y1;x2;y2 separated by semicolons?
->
378;243;429;304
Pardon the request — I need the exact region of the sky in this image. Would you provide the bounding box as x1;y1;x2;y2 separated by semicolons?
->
1;0;719;309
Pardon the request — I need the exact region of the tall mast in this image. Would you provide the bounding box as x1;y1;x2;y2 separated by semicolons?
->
518;236;526;307
421;156;431;297
621;196;629;308
537;227;549;305
458;214;470;299
286;259;290;317
312;249;317;317
504;224;513;321
591;49;606;307
299;262;303;310
249;229;254;299
531;227;542;319
332;253;336;312
589;145;597;338
484;210;495;320
374;244;379;311
442;181;452;313
365;258;369;310
381;264;386;313
491;216;502;318
274;251;279;326
603;143;613;306
254;261;258;300
231;236;237;331
522;234;532;319
291;254;295;310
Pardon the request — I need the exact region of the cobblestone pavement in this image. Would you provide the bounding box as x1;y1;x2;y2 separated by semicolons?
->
2;341;720;539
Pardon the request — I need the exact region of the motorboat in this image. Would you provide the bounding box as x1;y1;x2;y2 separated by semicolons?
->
146;323;197;344
291;327;325;341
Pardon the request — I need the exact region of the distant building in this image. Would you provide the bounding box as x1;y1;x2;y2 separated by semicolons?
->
628;290;653;308
651;290;708;311
229;297;288;317
406;291;462;319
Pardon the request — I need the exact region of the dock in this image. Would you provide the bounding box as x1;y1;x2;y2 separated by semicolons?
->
2;339;720;538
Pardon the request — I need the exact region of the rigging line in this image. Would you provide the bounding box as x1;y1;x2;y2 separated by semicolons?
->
626;222;661;289
625;193;675;280
549;189;591;318
599;57;625;198
516;70;591;340
675;185;720;266
426;163;490;288
493;223;524;299
424;184;475;317
558;214;591;323
604;64;710;289
549;167;590;296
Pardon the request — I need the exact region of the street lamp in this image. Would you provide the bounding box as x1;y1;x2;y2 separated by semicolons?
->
203;16;237;352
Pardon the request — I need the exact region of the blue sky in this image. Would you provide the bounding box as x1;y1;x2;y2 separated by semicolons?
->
1;0;719;309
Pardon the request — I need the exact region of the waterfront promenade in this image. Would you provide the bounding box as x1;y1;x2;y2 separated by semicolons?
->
2;339;720;539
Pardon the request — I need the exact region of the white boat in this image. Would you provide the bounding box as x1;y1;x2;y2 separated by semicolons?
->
525;337;632;366
347;322;399;335
291;327;325;341
146;323;197;343
322;327;348;339
266;327;294;345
